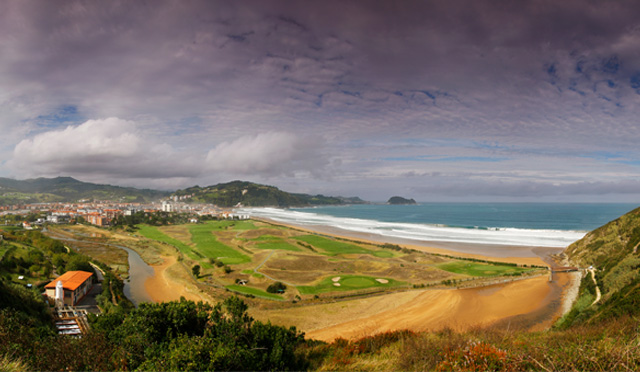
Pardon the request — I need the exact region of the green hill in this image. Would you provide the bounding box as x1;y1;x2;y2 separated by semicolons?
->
0;177;169;204
173;180;366;207
559;206;640;327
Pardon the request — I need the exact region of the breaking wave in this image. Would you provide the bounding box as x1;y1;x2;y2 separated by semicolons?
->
238;207;586;248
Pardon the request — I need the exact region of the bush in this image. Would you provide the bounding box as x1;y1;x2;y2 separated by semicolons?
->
267;281;287;293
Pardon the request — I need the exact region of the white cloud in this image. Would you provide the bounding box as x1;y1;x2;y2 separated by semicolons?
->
10;117;201;180
205;132;328;177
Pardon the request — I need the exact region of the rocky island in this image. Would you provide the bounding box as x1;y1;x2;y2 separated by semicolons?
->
387;196;417;205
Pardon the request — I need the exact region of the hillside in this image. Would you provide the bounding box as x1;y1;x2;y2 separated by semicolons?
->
0;177;169;205
559;206;640;327
172;180;366;207
387;196;417;205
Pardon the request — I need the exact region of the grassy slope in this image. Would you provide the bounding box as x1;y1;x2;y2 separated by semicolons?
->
303;316;640;371
560;206;640;327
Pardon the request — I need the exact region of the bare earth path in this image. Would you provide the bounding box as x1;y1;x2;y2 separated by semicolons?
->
589;268;601;305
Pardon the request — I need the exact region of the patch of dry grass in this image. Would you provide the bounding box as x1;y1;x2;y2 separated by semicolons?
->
303;316;640;371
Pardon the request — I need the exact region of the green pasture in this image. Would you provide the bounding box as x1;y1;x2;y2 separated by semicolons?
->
226;284;283;300
188;224;250;264
137;225;200;260
297;275;406;295
436;261;531;277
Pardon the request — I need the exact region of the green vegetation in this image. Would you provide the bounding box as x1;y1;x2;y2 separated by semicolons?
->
4;206;640;371
0;176;169;205
172;180;364;207
1;294;306;371
298;275;405;295
436;261;530;277
137;224;199;259
267;281;287;293
227;284;283;300
562;206;640;327
188;223;250;264
208;220;258;230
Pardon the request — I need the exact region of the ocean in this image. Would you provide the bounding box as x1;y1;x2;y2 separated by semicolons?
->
240;203;638;248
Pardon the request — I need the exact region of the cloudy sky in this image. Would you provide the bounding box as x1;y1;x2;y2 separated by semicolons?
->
2;0;640;202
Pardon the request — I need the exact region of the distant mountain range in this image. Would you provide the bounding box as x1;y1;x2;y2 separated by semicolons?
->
0;177;169;205
0;177;366;207
172;180;366;207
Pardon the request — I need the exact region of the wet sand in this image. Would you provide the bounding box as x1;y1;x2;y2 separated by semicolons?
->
306;274;554;342
144;256;206;303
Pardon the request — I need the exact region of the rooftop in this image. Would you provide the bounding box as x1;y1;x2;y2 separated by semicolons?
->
45;271;93;291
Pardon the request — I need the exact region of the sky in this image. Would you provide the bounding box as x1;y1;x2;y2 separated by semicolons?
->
2;0;640;202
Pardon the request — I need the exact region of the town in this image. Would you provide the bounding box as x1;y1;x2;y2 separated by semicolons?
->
0;196;249;229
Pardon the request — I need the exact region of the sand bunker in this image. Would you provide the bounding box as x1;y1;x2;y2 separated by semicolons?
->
375;278;389;284
306;275;553;342
332;277;341;282
333;283;341;287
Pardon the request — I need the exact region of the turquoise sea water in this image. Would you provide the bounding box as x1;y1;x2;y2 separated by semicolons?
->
294;203;638;231
242;203;638;248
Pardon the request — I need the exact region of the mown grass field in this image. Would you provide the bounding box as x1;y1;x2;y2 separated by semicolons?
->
136;224;200;260
298;275;407;295
436;261;530;277
188;223;251;264
293;235;394;257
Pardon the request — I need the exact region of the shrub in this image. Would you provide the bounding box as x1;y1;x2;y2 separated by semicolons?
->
267;281;287;293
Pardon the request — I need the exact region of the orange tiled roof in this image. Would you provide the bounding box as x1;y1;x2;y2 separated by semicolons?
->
45;271;93;291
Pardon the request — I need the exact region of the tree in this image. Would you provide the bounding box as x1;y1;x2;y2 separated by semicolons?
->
267;281;287;293
192;264;200;278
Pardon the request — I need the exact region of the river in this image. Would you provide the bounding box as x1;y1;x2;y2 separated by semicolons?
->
119;245;154;306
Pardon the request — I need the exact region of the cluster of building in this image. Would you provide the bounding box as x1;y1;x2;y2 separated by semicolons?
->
1;199;249;228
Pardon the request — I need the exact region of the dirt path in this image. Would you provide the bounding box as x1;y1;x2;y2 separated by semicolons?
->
144;256;206;303
589;268;601;305
305;275;553;342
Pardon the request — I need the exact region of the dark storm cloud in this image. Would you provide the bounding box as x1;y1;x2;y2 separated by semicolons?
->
1;0;640;199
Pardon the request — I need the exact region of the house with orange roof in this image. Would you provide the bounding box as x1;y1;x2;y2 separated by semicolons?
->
45;271;94;306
